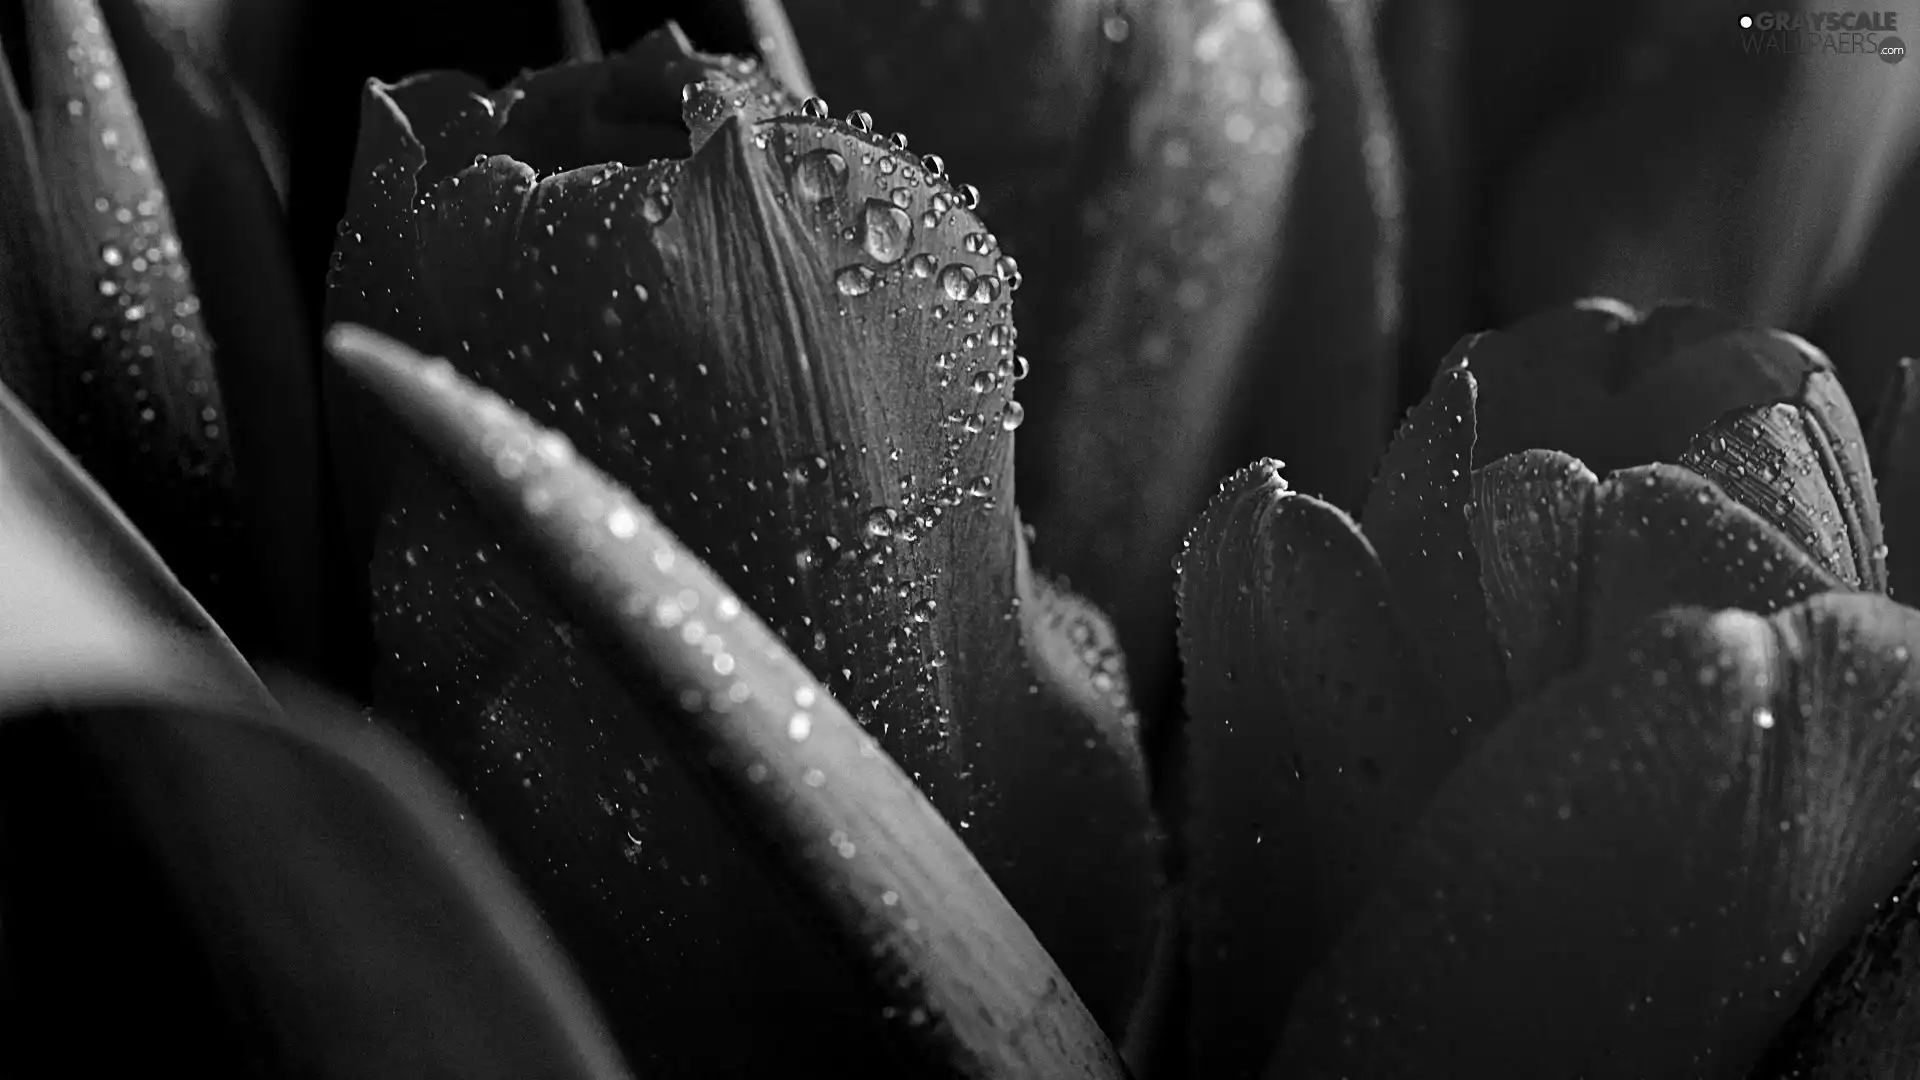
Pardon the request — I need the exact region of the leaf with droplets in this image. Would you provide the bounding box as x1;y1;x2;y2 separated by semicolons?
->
90;0;330;673
22;0;244;635
0;374;635;1080
1178;460;1456;1079
336;37;1160;1048
1015;0;1305;717
1239;0;1402;510
1271;592;1920;1079
1360;363;1507;727
331;324;1129;1080
371;452;919;1080
1469;450;1598;701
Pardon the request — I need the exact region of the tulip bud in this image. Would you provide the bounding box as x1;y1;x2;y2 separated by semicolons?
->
327;26;1159;1073
1177;299;1875;1075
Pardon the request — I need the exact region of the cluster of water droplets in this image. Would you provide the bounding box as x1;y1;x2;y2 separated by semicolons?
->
60;16;224;455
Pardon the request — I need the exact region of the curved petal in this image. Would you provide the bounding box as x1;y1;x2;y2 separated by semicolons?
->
1469;454;1845;698
1679;401;1881;589
1238;0;1402;510
0;376;633;1080
1361;363;1507;726
0;35;54;415
1469;449;1598;701
337;41;1159;1046
333;325;1129;1079
1178;460;1455;1078
23;0;244;635
1750;862;1920;1077
1016;0;1304;712
1272;592;1920;1078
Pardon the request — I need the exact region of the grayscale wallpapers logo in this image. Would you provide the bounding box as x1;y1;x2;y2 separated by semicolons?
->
1737;9;1907;61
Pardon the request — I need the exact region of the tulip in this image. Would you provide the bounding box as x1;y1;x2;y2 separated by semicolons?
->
6;0;1920;1078
1179;298;1920;1077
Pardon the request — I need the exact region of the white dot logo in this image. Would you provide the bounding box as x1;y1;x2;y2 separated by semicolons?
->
1740;14;1754;28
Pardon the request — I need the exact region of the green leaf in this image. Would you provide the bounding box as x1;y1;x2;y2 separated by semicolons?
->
1238;0;1403;512
330;324;1129;1080
0;375;634;1080
1271;592;1920;1078
1012;0;1305;712
1178;460;1455;1079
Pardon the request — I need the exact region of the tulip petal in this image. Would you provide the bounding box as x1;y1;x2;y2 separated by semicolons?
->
1462;302;1814;473
1241;0;1402;510
1271;592;1920;1078
23;0;245;630
1179;459;1456;1079
0;376;634;1080
1469;449;1599;701
322;69;501;585
1679;402;1873;589
1872;357;1920;602
1360;363;1507;726
1587;464;1844;658
356;66;1159;1036
1750;864;1920;1077
1015;0;1305;713
332;324;1130;1079
92;0;330;673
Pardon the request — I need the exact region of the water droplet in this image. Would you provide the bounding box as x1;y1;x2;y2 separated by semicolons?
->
955;183;980;209
907;252;938;279
680;81;700;104
642;193;673;224
1753;707;1776;730
911;598;938;623
788;711;813;741
97;278;119;297
607;506;640;539
791;148;849;204
888;132;909;151
835;265;877;297
860;200;915;265
99;243;123;267
846;109;873;132
865;507;895;538
969;370;993;394
937;264;977;301
921;153;946;177
1103;13;1132;41
803;768;826;787
801;97;830;118
1000;400;1026;431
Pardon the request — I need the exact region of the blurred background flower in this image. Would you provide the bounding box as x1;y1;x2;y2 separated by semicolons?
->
4;0;1920;1077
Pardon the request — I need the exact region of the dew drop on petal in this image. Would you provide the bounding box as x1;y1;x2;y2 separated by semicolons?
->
1000;400;1026;431
835;265;877;297
791;148;850;204
846;109;873;132
861;199;915;265
937;264;976;301
801;97;830;118
907;252;938;279
788;711;813;741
